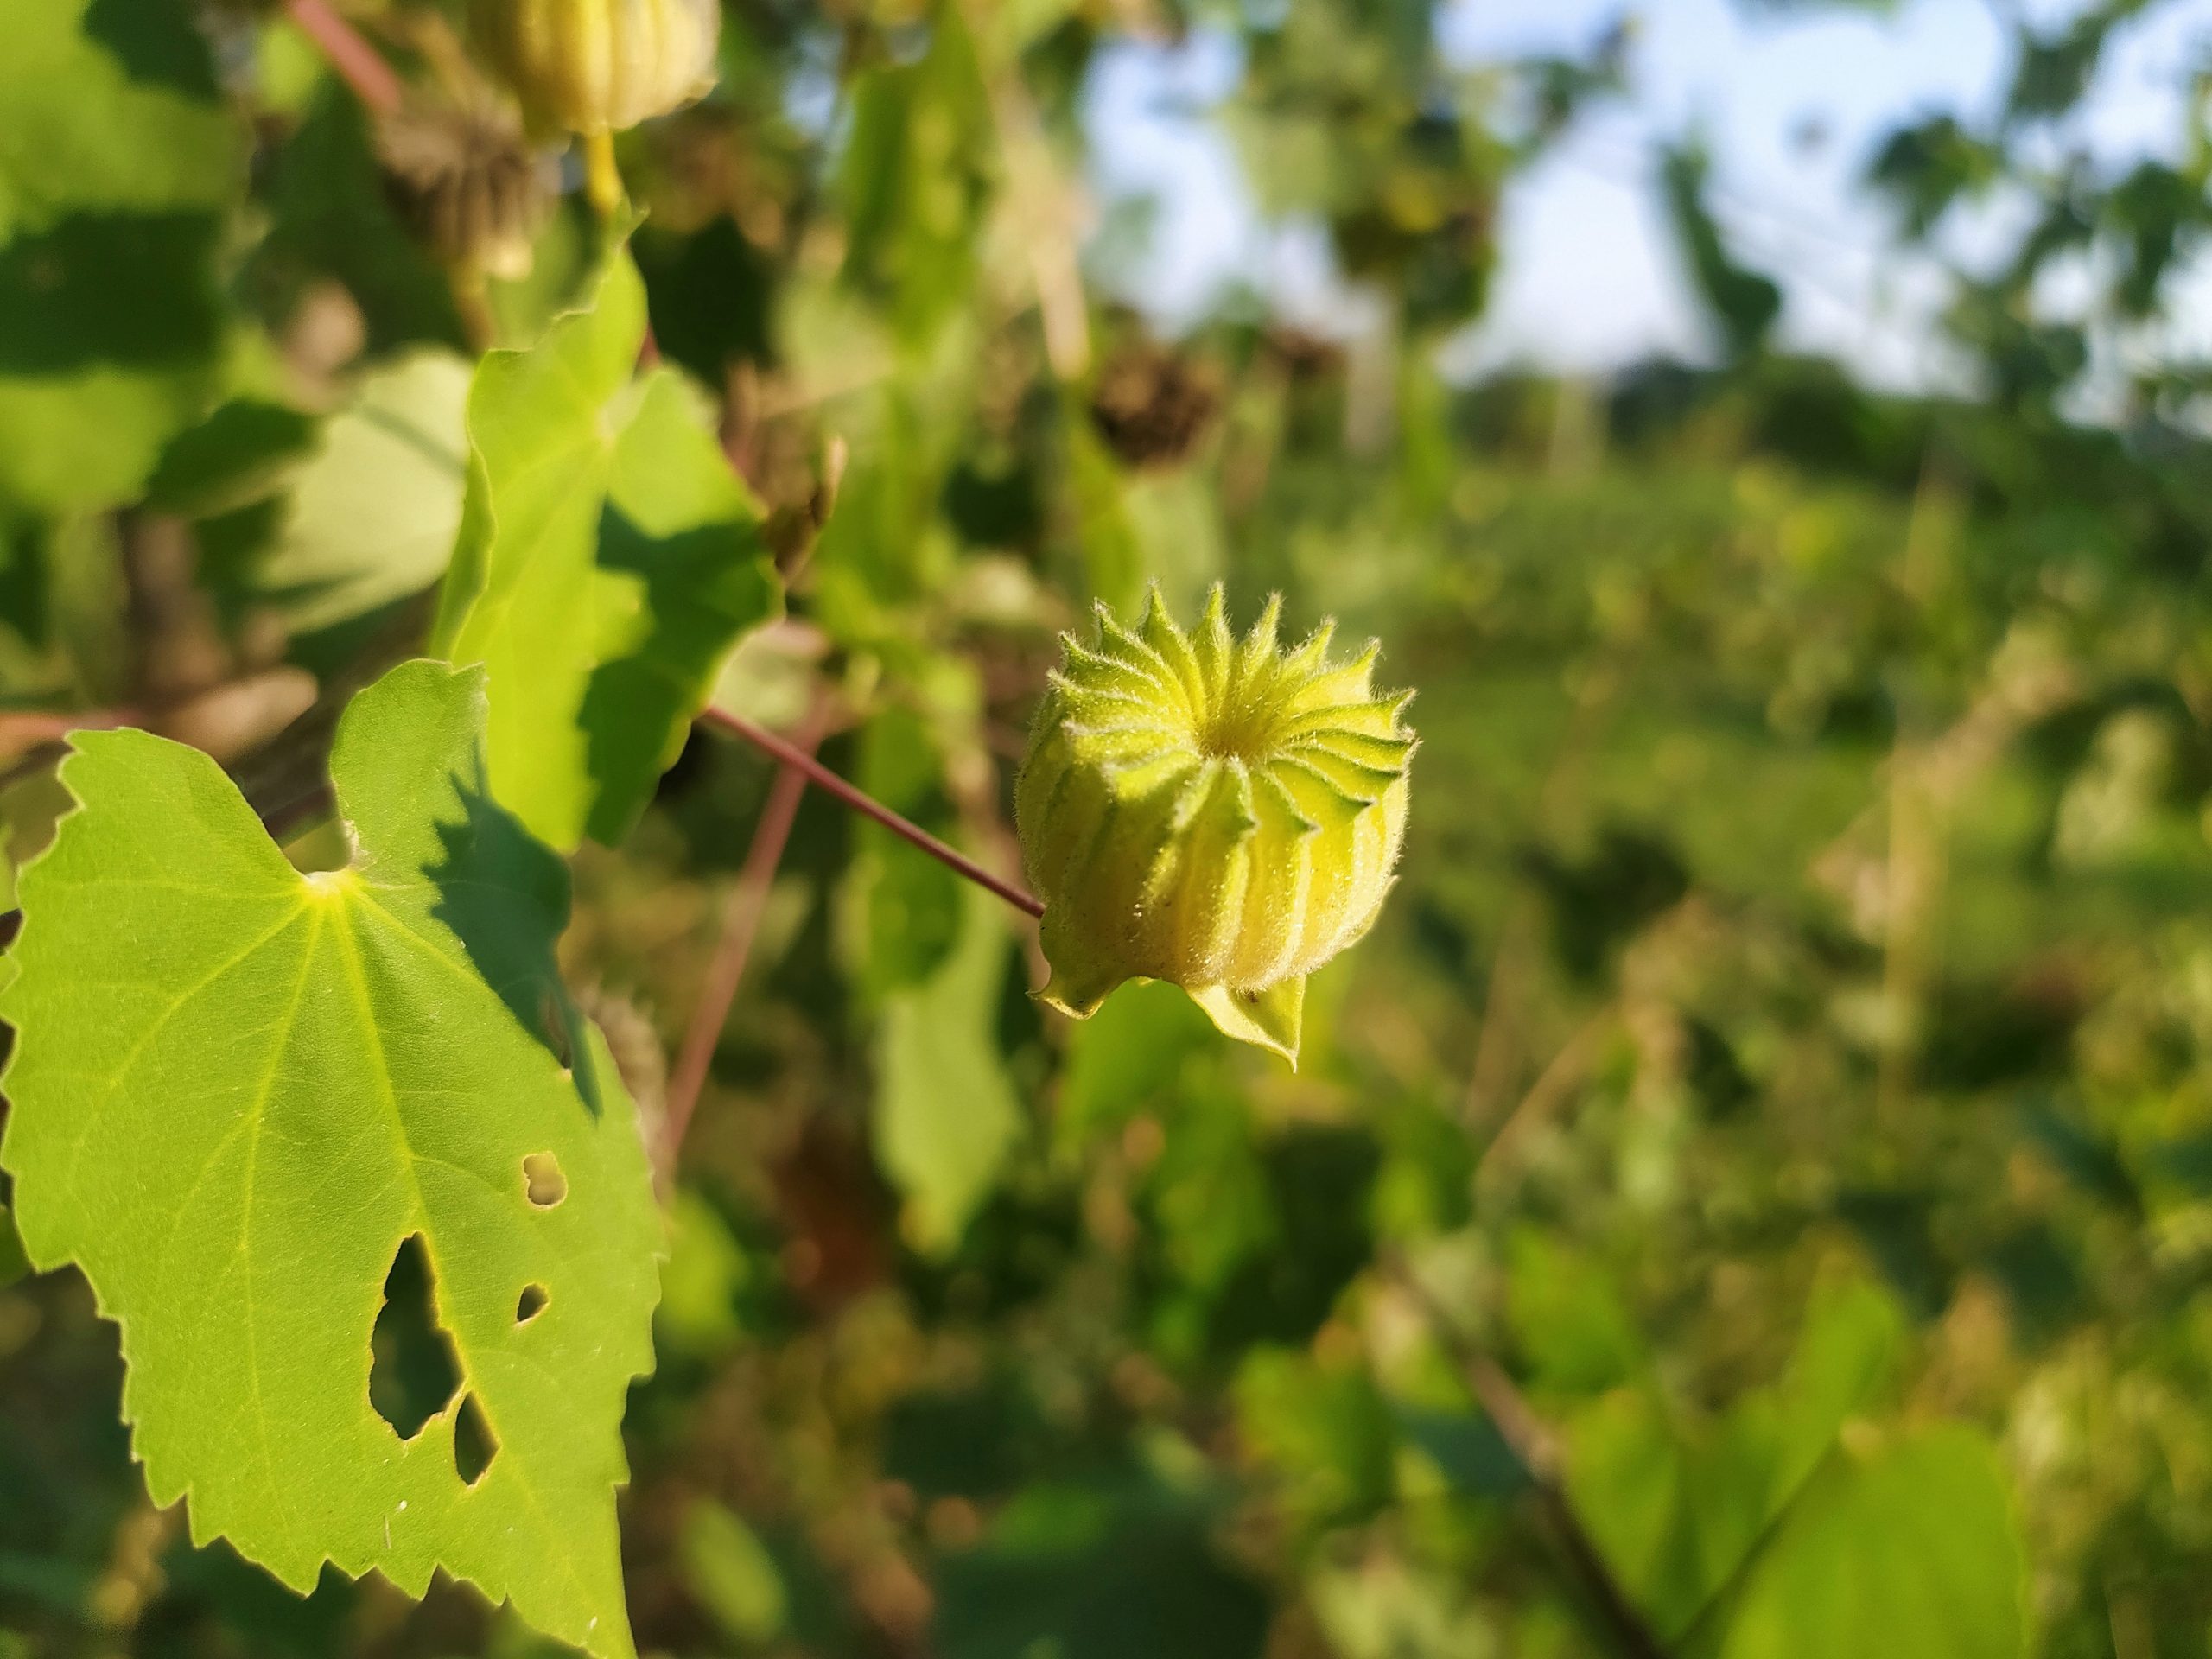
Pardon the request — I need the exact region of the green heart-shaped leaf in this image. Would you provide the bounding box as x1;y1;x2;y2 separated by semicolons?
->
0;660;663;1658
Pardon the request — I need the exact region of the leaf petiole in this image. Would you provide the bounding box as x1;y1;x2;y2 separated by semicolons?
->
700;704;1045;921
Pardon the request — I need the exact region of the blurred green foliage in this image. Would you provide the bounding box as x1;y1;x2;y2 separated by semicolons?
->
9;0;2212;1655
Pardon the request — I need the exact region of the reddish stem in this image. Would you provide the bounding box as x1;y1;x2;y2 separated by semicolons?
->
287;0;404;116
660;707;828;1172
698;705;1046;921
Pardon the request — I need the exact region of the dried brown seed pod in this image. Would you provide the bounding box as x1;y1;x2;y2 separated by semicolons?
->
1088;341;1224;471
376;97;554;279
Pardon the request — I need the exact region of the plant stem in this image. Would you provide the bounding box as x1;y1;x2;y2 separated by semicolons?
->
661;703;829;1177
1394;1265;1673;1659
698;705;1046;921
1471;1357;1672;1659
582;130;623;216
287;0;404;116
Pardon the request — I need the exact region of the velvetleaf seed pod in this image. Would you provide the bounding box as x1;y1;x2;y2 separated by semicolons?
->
376;97;553;279
1016;585;1414;1065
470;0;721;136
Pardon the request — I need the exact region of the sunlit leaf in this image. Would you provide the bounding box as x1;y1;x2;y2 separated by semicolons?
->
431;247;781;851
256;350;474;634
0;660;663;1658
1705;1426;2024;1659
1568;1279;1905;1641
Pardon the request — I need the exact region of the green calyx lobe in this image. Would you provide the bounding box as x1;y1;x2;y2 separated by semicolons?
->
0;661;663;1659
1016;584;1414;1065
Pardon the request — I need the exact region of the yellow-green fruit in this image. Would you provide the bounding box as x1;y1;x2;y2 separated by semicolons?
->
1016;585;1414;1065
471;0;720;135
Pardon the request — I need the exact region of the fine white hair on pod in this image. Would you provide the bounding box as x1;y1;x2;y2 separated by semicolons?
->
1014;583;1415;1067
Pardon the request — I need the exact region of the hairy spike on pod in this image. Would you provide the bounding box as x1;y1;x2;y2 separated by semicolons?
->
470;0;721;137
1015;583;1414;1066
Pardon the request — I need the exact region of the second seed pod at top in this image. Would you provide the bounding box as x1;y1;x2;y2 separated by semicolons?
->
471;0;721;136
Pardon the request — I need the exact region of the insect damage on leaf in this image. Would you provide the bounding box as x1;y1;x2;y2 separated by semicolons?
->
0;659;664;1659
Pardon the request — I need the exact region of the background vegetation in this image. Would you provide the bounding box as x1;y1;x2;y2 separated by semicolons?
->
9;0;2212;1654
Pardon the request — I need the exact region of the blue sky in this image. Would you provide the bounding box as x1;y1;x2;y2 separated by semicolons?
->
1084;0;2212;393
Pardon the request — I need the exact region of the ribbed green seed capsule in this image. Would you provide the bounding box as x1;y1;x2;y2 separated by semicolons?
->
471;0;720;136
1016;585;1414;1065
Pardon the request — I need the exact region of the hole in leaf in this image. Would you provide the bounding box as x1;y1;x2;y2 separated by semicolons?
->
516;1283;548;1324
523;1152;567;1207
454;1392;499;1486
369;1234;461;1441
